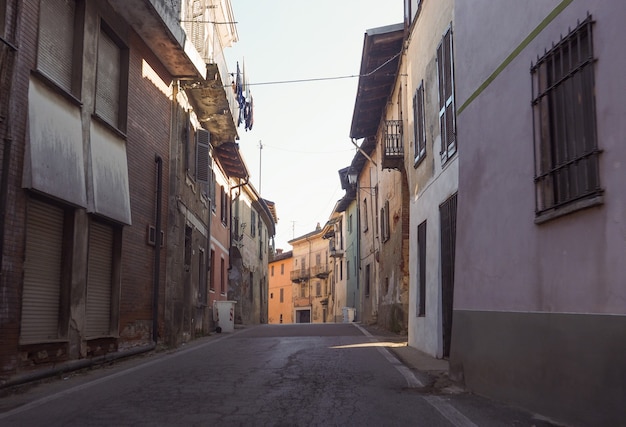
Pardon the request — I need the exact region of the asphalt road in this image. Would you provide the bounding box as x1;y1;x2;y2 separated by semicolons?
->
0;323;558;426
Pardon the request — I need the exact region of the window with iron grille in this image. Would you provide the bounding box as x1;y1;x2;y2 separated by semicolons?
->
531;15;601;220
437;27;456;163
413;81;426;165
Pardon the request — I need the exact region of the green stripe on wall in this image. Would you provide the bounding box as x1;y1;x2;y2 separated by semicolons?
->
457;0;574;115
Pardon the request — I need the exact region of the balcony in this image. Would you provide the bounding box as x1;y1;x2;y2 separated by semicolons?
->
290;268;309;283
311;264;330;279
382;120;403;170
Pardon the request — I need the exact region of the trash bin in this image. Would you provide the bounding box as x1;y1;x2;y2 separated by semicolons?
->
342;307;356;323
213;300;237;333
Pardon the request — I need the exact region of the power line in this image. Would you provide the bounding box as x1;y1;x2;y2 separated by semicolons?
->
229;51;402;87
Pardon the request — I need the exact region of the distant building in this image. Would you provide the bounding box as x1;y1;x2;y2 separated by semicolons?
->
268;250;294;324
288;224;332;323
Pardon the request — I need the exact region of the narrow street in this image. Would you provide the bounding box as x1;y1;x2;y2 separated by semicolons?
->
1;324;558;426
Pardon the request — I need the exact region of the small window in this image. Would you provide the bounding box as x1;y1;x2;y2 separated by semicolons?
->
381;200;391;243
271;265;274;276
280;288;284;303
413;81;426;165
220;257;226;294
281;263;284;275
531;15;601;220
250;210;256;237
362;198;369;232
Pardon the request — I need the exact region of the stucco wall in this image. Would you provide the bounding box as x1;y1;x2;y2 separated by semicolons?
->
454;0;626;314
404;0;457;358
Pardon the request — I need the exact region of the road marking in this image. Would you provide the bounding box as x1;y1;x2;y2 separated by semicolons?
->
353;324;478;427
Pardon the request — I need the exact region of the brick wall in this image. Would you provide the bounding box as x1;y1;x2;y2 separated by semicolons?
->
118;30;172;346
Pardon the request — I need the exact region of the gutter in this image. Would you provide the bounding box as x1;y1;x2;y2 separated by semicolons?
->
0;343;156;389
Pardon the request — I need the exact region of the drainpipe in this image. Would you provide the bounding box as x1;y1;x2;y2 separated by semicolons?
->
0;6;19;281
152;155;163;343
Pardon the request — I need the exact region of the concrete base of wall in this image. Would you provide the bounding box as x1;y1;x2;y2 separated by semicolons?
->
449;310;626;427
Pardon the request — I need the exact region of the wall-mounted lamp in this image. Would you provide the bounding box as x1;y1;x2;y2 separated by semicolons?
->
347;170;358;186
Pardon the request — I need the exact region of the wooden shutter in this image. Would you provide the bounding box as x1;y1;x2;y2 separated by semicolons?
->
196;129;210;184
96;28;120;126
38;0;75;92
21;199;64;343
86;221;114;337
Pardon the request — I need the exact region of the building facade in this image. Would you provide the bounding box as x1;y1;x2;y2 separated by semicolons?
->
348;24;409;332
450;1;626;425
288;225;332;323
0;0;256;386
229;181;276;325
268;250;293;324
402;0;458;359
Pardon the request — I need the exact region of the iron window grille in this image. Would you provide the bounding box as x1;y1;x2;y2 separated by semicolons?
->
531;15;602;219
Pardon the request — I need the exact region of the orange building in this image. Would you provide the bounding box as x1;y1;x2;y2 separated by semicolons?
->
268;250;293;324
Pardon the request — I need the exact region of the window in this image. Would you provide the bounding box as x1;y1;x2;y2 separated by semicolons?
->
365;264;371;297
0;0;6;37
270;293;273;299
413;81;426;165
437;27;456;163
209;249;215;291
315;253;321;266
280;288;284;303
95;24;128;131
281;263;284;275
184;225;192;269
198;248;206;303
347;260;350;280
271;265;274;276
37;0;81;95
195;129;210;194
250;210;256;237
220;186;228;225
531;16;601;220
417;220;426;317
362;198;369;232
220;257;226;294
348;214;353;233
316;282;321;297
381;200;390;242
300;284;306;298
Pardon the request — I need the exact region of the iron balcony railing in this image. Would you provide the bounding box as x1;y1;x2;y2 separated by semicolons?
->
383;119;403;170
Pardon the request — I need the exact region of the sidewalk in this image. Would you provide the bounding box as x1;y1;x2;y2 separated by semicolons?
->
358;323;463;394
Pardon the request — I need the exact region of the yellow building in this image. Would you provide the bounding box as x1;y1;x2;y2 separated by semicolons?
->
288;224;332;323
268;250;293;324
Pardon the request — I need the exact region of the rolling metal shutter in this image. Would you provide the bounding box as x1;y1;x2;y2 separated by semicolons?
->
37;0;75;92
86;221;113;337
20;199;64;343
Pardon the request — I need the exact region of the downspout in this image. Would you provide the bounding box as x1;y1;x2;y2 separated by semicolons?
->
152;155;163;343
0;4;20;281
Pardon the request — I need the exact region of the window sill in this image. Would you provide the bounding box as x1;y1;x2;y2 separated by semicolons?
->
32;69;82;107
413;153;426;168
535;194;604;224
92;112;127;140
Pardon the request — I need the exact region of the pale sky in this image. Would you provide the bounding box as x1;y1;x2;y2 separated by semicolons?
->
225;1;404;250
